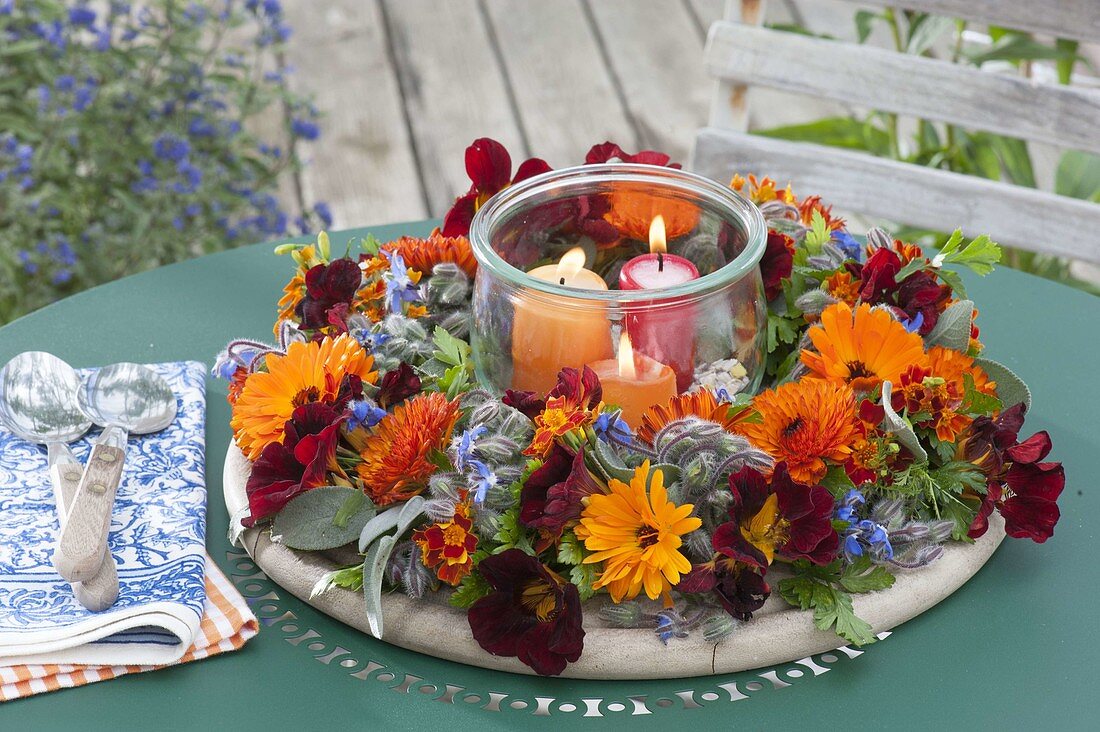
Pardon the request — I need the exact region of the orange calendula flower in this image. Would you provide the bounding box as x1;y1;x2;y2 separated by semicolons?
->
636;389;752;445
231;335;377;460
927;346;997;397
413;500;478;586
524;396;589;457
802;302;930;392
739;379;861;485
353;392;461;506
382;233;478;279
824;270;860;306
576;463;701;606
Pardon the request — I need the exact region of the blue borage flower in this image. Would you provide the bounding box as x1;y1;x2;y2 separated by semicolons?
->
470;460;498;504
381;250;423;314
451;425;487;472
832;229;862;262
836;489;893;561
347;399;387;431
593;410;632;444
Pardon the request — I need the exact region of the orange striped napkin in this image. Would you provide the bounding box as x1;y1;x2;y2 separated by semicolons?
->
0;558;257;702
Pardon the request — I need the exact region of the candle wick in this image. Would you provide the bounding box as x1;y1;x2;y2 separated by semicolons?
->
559;276;566;285
657;252;664;272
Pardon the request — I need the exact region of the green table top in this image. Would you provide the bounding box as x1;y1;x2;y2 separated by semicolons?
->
1;222;1097;731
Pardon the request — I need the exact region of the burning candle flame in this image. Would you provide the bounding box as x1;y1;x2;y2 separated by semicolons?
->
556;247;588;283
618;331;636;380
649;215;667;254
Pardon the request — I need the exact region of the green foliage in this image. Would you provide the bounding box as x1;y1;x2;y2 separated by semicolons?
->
569;563;598;602
492;506;535;555
556;530;586;566
327;564;366;593
272;487;376;551
0;1;326;323
777;559;888;646
429;327;474;398
933;231;1001;276
448;570;492;609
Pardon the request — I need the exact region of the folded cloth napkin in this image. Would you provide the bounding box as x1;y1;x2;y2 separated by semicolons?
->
0;361;209;666
0;557;258;701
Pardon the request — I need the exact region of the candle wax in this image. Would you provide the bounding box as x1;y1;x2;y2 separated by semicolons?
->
619;252;700;392
511;264;614;395
589;352;677;429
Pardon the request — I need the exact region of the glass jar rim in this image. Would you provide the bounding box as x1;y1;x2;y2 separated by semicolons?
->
469;163;767;306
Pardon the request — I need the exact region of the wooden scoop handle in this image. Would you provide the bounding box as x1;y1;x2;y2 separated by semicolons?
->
54;440;126;582
50;448;120;611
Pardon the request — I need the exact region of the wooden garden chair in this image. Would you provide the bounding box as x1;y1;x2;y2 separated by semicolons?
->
691;0;1100;263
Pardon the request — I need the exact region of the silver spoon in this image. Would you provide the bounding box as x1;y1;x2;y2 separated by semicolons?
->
0;352;120;610
54;363;177;582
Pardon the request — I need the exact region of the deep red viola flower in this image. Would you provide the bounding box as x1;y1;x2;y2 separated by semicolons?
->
584;142;682;169
969;429;1065;543
503;389;546;420
679;560;771;621
441;138;552;237
376;362;421;409
519;445;604;545
959;403;1027;476
712;464;839;569
468;549;585;676
892;269;950;334
297;258;362;330
858;247;902;303
243;402;345;526
548;366;603;411
761;230;795;301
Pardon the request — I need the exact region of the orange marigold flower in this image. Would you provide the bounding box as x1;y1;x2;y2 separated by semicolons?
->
226;366;249;406
798;195;845;231
524;396;589;457
276;272;306;333
231;335;377;460
382;233;478;279
353;392;461;506
894;365;973;443
730;174;796;205
802;302;930;392
636;389;752;445
927;346;997;397
575;462;701;606
824;270;860;306
739;379;861;485
413;501;478;586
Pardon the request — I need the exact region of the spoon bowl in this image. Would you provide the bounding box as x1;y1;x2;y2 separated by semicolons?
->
0;351;90;445
76;363;176;434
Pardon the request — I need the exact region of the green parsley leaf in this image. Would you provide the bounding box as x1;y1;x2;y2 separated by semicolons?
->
813;587;877;646
839;555;896;594
492;506;535;555
934;230;1001;276
569;563;598;601
359;234;382;257
961;372;1003;416
328;564;365;593
766;313;800;354
448;571;492;608
557;530;586;566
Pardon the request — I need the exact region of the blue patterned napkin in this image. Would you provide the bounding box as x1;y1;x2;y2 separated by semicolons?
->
0;361;208;666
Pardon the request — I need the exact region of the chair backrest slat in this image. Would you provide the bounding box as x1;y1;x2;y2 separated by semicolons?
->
855;0;1100;45
706;22;1100;155
694;127;1100;264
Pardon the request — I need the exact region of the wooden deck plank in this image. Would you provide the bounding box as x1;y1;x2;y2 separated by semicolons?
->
483;0;640;165
280;0;426;228
584;0;710;162
382;0;526;215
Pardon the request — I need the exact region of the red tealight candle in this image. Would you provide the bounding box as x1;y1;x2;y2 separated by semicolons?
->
618;215;700;391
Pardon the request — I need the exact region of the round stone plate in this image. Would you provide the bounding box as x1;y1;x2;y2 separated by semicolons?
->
223;442;1005;680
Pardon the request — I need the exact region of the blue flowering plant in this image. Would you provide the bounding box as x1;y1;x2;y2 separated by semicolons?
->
0;0;329;322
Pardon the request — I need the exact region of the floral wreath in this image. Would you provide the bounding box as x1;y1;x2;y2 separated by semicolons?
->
216;138;1065;677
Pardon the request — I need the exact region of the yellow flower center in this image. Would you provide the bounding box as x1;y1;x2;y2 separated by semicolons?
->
518;579;559;622
740;493;790;565
441;522;468;547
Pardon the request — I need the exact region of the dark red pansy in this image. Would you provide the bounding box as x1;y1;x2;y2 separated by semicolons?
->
243;402;345;526
713;464;839;569
467;549;585;676
376;362;421;409
548;366;603;411
297;258;362;330
968;425;1065;543
441;138;551;236
584;142;682;169
892;270;950;334
760;230;795;301
503;389;546;420
858;247;902;303
679;560;771;621
519;445;603;547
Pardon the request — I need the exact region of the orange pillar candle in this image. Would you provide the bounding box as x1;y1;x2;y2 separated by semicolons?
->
589;332;677;428
511;248;614;395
